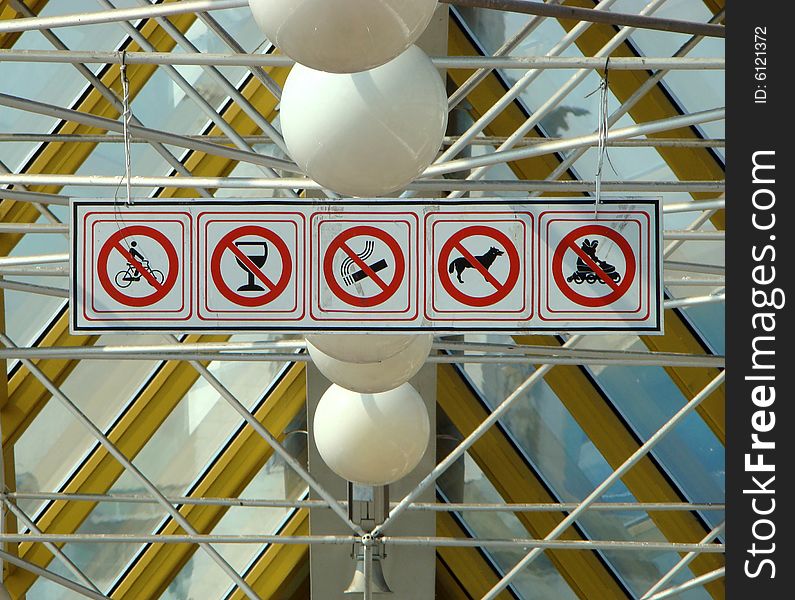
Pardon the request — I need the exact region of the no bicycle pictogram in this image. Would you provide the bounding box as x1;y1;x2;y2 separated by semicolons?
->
323;225;405;308
96;225;179;307
552;224;636;308
438;225;520;307
210;225;292;307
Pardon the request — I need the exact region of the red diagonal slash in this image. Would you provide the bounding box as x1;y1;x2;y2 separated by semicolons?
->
340;241;390;292
113;242;163;290
453;242;504;291
226;242;278;291
568;242;621;292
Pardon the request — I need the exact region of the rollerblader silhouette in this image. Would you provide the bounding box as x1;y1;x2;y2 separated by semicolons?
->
566;239;621;285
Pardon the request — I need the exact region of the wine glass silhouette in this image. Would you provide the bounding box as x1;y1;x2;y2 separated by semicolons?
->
235;241;268;292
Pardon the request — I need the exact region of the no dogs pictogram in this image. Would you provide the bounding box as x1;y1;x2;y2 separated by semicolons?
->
438;225;520;307
552;224;636;307
96;225;179;307
323;225;405;308
210;225;292;307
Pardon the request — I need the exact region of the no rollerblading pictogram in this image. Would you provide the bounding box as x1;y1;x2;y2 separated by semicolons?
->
552;224;636;308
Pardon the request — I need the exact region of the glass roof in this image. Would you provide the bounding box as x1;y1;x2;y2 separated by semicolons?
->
1;1;724;598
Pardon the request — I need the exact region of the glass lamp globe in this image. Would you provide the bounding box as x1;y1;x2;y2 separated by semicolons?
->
306;334;432;394
248;0;438;73
313;383;430;485
279;45;448;197
305;333;420;364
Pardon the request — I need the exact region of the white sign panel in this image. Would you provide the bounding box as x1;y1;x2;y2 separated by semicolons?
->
71;199;662;334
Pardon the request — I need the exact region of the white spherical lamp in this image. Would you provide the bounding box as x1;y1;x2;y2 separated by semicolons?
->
313;383;430;485
248;0;438;74
280;45;448;197
305;333;419;364
307;334;432;393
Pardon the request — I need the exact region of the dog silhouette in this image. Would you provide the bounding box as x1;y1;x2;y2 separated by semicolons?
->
448;246;504;284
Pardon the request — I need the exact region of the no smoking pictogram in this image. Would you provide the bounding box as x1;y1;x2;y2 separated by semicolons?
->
552;224;636;307
96;225;179;307
437;225;520;307
210;225;293;307
323;225;405;308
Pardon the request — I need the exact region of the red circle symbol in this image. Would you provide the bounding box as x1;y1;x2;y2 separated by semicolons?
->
96;225;179;307
437;225;521;307
552;224;636;307
210;226;292;307
323;226;405;308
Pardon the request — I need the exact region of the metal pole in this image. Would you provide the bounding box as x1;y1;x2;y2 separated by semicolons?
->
0;93;299;174
0;348;724;368
164;334;366;537
0;158;70;231
443;0;725;38
644;568;725;600
662;231;723;240
0;266;68;276
0;339;725;365
6;0;216;202
0;187;68;206
380;538;724;552
663;278;725;287
0;174;724;193
190;11;283;100
363;538;373;600
663;207;720;260
3;492;724;513
663;199;725;213
532;10;725;200
481;370;726;599
0;533;725;552
448;0;566;109
425;107;725;177
0;50;725;70
0;280;69;298
437;0;622;166
663;293;724;310
664;261;724;275
1;497;103;595
0;253;68;267
442;0;672;191
0;334;262;600
0;0;249;34
0;223;68;233
372;336;581;537
111;0;296;197
0;133;726;148
640;522;725;599
0;549;109;600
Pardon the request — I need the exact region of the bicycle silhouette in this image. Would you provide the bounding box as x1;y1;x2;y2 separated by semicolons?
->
114;241;164;288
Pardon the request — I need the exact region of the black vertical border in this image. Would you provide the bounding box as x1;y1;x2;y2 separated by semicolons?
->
726;3;793;597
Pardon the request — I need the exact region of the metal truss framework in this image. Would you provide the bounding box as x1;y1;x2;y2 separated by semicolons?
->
0;1;725;599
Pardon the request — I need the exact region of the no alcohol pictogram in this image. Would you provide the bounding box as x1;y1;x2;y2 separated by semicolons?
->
552;224;636;307
210;225;293;307
323;225;405;308
438;225;521;307
96;225;179;307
